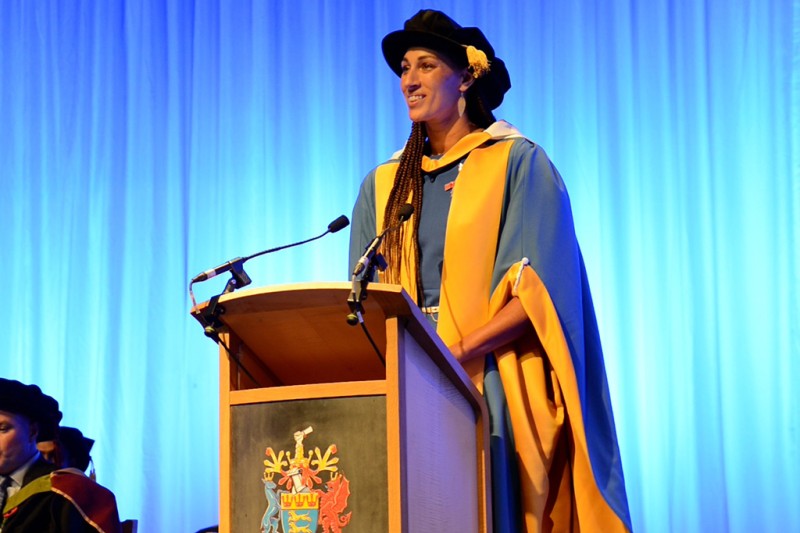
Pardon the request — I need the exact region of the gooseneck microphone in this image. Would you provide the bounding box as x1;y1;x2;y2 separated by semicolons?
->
189;214;349;311
191;214;349;385
347;203;414;330
351;204;414;278
191;214;350;284
346;203;414;366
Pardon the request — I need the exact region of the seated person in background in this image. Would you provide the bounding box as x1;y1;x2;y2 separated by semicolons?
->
0;378;121;533
38;426;96;479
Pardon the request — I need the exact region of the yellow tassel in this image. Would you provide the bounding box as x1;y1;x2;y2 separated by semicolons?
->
465;45;491;78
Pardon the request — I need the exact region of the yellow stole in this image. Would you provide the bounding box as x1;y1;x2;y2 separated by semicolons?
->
374;130;512;387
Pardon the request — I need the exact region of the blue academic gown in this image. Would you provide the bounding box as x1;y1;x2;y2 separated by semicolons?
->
349;121;631;532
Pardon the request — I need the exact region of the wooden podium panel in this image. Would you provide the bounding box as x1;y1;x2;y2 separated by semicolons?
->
229;396;388;532
192;282;491;533
395;327;479;530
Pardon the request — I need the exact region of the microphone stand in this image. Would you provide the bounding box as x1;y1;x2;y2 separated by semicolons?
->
345;203;413;367
346;252;389;367
194;260;252;340
346;203;413;325
346;253;387;326
190;214;349;385
195;264;259;386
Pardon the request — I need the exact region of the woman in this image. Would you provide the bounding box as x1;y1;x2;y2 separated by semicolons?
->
349;10;632;532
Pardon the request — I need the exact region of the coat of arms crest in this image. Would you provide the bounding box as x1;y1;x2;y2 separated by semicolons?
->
261;426;352;533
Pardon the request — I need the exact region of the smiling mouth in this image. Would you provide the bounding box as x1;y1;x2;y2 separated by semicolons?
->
408;94;424;104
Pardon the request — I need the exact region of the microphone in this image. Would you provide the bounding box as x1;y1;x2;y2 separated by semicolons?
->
191;214;350;284
191;257;245;283
351;203;414;277
327;214;350;233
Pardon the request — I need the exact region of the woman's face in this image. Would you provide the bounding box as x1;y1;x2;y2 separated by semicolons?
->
400;48;467;127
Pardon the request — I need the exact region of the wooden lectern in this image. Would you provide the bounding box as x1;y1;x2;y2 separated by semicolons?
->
192;282;492;533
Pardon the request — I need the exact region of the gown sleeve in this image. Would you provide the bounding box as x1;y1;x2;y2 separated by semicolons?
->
348;168;377;277
489;139;632;530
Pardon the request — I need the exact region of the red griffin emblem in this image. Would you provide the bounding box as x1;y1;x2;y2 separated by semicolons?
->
317;473;352;532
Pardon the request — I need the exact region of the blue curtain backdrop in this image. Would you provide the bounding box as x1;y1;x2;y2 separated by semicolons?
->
1;1;797;531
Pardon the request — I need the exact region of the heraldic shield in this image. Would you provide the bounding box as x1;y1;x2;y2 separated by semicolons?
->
280;492;319;532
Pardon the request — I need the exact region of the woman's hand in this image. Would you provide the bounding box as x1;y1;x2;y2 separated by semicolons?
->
447;297;533;363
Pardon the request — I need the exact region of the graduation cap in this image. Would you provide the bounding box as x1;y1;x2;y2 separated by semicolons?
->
0;378;62;442
57;426;95;472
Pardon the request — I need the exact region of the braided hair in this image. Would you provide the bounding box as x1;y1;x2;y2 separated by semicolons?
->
380;121;425;288
380;89;496;298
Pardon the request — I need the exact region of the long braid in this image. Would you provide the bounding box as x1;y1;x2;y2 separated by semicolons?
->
380;91;493;296
382;121;425;294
